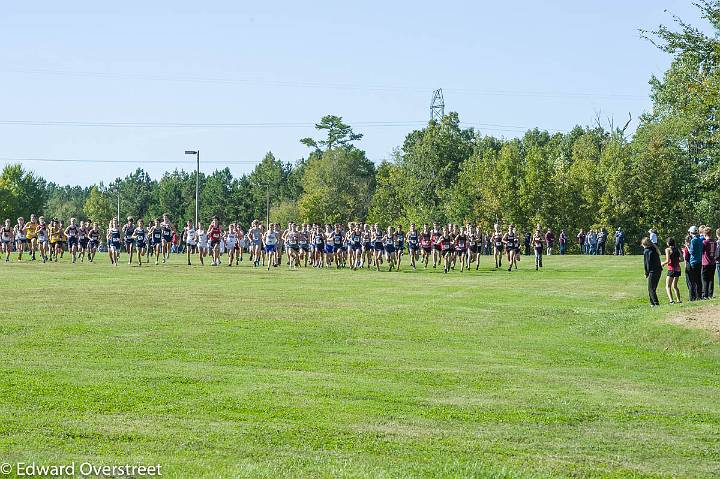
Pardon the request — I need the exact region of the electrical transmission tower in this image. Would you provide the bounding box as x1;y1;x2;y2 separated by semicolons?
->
430;88;445;122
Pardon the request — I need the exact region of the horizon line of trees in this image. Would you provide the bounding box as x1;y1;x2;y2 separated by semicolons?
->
1;2;718;253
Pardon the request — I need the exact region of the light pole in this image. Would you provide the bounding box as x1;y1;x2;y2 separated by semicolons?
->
265;184;270;226
258;183;271;226
185;150;199;226
116;186;120;222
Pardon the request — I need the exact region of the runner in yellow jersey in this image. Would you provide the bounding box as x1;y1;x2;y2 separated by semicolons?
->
59;220;67;259
49;219;62;262
25;214;38;261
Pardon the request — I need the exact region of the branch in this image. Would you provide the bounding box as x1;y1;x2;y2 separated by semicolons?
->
621;112;633;134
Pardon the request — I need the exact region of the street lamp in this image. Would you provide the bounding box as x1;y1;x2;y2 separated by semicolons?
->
185;150;199;226
258;183;270;226
265;184;270;226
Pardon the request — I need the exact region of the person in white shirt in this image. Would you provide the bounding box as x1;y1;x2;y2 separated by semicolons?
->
184;220;197;266
264;225;278;271
649;228;658;247
196;222;208;266
225;224;238;267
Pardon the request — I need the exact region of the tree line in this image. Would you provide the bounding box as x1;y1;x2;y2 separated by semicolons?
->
0;2;717;252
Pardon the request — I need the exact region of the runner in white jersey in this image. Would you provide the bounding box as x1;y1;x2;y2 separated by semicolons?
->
247;220;263;267
36;217;50;263
264;227;278;271
14;217;27;261
235;225;245;265
225;224;238;266
1;219;13;262
184;220;197;266
196;222;208;266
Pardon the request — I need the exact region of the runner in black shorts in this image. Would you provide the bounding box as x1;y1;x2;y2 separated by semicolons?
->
123;217;135;263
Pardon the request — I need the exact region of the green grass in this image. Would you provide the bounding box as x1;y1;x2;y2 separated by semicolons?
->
0;253;718;478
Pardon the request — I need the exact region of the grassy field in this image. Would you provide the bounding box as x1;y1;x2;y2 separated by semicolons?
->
0;253;718;478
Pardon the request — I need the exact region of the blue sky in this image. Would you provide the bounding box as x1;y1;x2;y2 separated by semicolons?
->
0;1;705;186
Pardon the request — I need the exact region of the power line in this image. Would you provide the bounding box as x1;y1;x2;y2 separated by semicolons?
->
0;157;260;165
0;119;563;133
0;120;428;128
2;67;647;100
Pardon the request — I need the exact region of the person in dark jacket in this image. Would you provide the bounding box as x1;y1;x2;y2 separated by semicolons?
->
614;227;625;255
545;228;555;255
715;227;720;288
687;226;703;301
643;237;662;306
597;228;608;255
683;236;693;298
523;232;531;256
701;226;716;299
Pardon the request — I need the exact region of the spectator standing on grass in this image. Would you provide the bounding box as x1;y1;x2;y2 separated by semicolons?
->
545;228;555;255
715;228;720;288
524;231;531;256
577;229;586;254
597;228;607;255
588;229;598;255
614;227;625;255
585;231;592;254
643;237;662;306
559;230;567;255
649;228;658;247
701;226;716;299
683;236;693;298
687;226;703;301
661;237;682;304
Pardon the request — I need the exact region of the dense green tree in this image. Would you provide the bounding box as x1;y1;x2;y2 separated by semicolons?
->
0;164;47;220
519;144;553;227
270;201;300;226
44;184;88;221
641;0;720;229
150;170;197;223
298;147;375;224
83;185;115;227
629;121;697;241
227;175;254;227
247;152;293;222
367;160;404;225
392;113;475;224
199;168;234;223
642;0;720;164
112;169;155;221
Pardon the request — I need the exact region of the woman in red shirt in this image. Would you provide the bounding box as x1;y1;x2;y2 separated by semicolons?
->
661;237;682;304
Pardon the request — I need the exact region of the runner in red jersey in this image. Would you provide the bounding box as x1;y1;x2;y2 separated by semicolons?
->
430;222;442;269
208;216;222;266
438;227;453;274
454;225;469;272
419;224;432;269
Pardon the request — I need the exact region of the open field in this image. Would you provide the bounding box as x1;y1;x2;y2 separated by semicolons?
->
0;254;718;478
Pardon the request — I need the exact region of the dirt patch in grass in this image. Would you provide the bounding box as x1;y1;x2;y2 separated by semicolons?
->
668;305;720;337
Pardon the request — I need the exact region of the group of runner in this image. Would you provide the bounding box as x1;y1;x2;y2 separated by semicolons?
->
1;214;103;264
2;215;557;272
